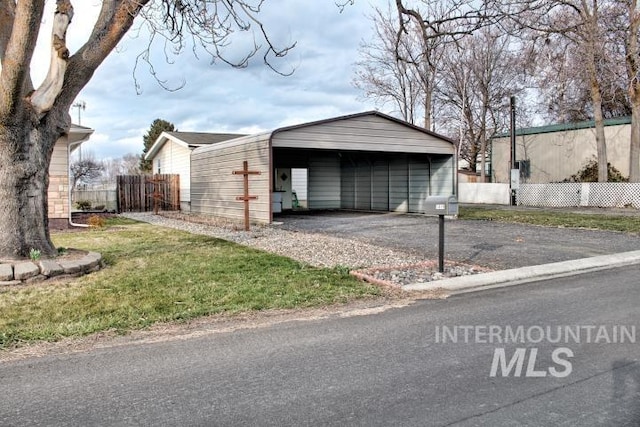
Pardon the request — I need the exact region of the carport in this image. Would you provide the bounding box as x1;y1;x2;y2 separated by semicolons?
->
191;111;456;223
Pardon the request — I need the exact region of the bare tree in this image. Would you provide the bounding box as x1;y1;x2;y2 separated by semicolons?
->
391;0;501;130
438;27;525;177
71;156;104;190
501;0;612;181
99;153;142;186
622;0;640;181
0;1;293;259
353;6;444;127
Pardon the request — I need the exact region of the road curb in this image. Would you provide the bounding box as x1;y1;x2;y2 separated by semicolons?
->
403;250;640;295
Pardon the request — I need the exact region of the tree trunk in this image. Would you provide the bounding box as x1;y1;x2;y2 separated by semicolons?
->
627;0;640;182
630;98;640;182
0;124;57;259
591;82;608;182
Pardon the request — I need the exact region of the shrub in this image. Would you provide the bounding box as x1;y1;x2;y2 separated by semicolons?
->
87;215;106;228
75;200;92;211
564;158;628;182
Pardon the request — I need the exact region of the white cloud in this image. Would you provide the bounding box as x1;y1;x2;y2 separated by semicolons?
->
36;0;389;160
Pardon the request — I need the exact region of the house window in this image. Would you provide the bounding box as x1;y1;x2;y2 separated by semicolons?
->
156;159;161;174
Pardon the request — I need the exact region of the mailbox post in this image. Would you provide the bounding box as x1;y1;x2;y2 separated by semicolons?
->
424;195;458;272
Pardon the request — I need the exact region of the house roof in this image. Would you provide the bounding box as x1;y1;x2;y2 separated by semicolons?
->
270;110;456;144
493;116;632;138
192;110;456;158
145;131;246;160
68;123;94;146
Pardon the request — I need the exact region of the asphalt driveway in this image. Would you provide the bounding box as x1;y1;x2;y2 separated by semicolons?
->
277;210;640;269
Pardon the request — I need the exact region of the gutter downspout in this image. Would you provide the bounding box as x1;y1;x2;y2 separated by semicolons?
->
68;140;89;228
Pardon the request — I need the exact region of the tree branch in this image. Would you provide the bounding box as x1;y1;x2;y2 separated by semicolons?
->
0;0;15;61
30;0;74;116
57;0;151;108
0;0;44;119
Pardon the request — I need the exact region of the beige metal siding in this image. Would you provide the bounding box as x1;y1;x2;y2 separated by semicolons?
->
191;135;271;223
272;115;454;154
154;139;192;207
492;123;631;183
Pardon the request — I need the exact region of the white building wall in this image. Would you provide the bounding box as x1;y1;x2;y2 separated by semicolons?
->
153;139;192;211
291;168;307;202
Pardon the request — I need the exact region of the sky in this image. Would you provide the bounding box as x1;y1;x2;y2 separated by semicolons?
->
33;0;391;161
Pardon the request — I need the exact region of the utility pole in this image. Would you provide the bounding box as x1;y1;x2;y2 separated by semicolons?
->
72;101;86;161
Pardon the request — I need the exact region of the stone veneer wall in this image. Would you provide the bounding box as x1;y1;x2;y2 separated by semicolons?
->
48;174;69;220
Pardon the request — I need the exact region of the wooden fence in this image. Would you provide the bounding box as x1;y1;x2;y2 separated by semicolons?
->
117;174;180;212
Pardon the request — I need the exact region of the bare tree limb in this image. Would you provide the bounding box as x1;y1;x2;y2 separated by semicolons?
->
0;0;15;61
31;0;74;116
0;0;45;119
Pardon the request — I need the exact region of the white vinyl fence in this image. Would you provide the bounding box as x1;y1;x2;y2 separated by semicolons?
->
73;189;118;211
458;183;511;205
517;183;640;209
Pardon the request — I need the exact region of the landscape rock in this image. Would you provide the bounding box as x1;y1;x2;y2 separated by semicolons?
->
13;262;40;280
39;260;64;277
58;260;83;275
0;263;13;281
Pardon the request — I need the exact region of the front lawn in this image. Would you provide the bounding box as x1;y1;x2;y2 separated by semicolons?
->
0;218;382;348
459;206;640;233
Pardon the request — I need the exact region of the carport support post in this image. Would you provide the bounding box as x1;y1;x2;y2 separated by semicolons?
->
438;214;445;273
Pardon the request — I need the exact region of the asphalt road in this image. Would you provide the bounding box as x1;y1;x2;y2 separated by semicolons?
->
1;266;639;426
277;210;640;269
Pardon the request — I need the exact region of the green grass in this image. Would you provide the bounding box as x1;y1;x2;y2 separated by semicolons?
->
459;206;640;233
0;219;382;348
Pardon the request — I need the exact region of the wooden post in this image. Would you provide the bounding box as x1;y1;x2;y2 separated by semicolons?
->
232;161;261;231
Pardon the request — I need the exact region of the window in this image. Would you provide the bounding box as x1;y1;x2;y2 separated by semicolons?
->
156;159;161;174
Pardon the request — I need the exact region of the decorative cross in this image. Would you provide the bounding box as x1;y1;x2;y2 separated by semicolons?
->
232;161;261;231
146;175;166;215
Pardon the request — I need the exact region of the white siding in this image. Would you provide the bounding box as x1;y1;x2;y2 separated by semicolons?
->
272;115;454;154
291;168;307;201
153;139;192;210
191;134;271;223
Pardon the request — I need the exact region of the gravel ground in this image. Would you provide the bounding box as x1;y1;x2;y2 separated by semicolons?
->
121;212;427;270
121;212;485;286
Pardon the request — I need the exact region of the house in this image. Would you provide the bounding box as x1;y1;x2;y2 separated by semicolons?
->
190;111;457;224
491;117;632;183
49;124;94;229
144;131;245;211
